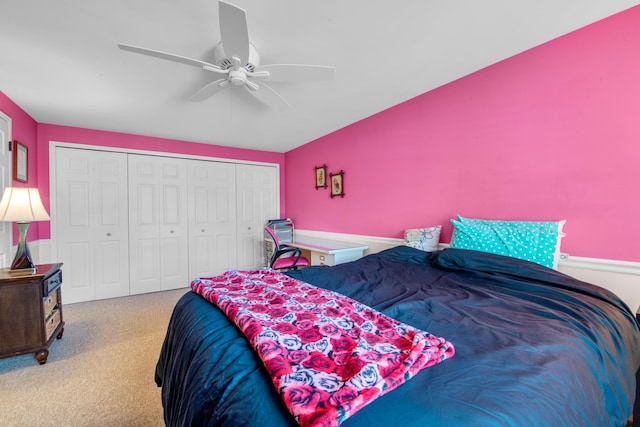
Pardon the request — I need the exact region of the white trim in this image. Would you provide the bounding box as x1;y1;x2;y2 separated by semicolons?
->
0;111;12;268
296;229;640;313
48;141;280;168
560;255;640;276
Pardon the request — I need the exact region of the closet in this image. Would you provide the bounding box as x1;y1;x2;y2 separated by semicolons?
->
54;146;278;304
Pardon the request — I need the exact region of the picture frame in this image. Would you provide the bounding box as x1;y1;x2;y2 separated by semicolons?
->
315;164;328;189
330;170;344;198
13;141;28;183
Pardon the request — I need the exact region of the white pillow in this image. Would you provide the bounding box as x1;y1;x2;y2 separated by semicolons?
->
403;226;442;252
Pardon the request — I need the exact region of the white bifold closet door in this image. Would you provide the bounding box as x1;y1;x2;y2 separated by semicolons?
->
187;160;237;280
55;147;129;304
236;163;278;270
128;154;189;294
54;146;278;303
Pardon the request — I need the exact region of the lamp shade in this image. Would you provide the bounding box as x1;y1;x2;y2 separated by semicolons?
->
0;187;50;222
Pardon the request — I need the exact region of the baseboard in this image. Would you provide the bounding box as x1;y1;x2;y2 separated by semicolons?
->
296;230;640;313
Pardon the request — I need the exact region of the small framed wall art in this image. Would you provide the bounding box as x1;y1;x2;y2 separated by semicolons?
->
330;170;344;198
315;164;327;189
13;141;28;183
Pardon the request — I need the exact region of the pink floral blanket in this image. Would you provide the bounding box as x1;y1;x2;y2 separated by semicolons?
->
191;269;455;427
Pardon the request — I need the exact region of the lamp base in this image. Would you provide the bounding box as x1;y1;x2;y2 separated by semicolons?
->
8;267;37;276
10;222;36;273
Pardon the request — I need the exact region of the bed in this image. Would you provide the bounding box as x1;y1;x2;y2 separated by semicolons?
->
155;246;640;426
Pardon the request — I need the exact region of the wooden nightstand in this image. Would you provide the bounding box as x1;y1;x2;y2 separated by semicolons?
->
0;263;64;365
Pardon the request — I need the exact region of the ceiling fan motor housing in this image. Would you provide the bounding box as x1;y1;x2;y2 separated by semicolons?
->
214;42;260;71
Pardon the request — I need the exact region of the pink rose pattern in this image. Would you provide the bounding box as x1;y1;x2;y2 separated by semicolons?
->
191;269;455;427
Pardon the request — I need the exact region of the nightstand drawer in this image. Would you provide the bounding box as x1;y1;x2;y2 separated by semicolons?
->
43;291;59;318
43;270;62;296
45;310;61;341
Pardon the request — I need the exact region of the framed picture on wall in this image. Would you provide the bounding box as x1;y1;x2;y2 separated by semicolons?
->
315;164;327;189
330;170;344;198
13;141;27;183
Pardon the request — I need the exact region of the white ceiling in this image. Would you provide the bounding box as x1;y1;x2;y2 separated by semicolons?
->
1;1;638;153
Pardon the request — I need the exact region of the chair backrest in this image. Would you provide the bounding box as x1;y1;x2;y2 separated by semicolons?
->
264;225;309;270
264;226;281;251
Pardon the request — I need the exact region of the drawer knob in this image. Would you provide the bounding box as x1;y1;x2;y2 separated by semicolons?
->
106;232;111;237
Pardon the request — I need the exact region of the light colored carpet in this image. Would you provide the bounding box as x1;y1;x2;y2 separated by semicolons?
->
0;287;190;427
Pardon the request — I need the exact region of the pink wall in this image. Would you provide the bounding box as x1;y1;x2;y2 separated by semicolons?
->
0;91;42;243
0;92;39;190
285;6;640;262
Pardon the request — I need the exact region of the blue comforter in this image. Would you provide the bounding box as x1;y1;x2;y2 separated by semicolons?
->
155;247;640;426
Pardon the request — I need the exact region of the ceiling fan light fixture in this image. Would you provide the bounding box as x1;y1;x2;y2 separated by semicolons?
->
229;69;247;85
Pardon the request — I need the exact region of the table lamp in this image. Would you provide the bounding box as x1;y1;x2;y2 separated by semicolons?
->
0;187;50;272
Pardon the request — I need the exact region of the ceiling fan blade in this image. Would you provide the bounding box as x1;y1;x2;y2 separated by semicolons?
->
245;82;290;111
255;64;336;82
189;79;229;102
117;43;227;74
219;1;250;64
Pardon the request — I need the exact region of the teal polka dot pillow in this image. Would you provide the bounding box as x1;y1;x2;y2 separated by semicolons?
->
449;216;566;269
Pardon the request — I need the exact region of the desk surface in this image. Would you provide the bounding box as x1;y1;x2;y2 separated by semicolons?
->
286;237;369;254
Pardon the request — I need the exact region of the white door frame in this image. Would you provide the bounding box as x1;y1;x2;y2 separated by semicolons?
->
0;111;12;268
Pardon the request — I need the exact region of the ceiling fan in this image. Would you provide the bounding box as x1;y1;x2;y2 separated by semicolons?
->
117;1;335;110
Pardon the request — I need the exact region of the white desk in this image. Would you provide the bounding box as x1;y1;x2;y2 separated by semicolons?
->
286;237;369;266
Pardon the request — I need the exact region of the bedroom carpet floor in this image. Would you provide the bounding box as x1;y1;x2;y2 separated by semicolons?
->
0;287;190;427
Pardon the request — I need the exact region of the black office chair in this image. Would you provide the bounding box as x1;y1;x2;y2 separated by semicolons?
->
264;226;310;270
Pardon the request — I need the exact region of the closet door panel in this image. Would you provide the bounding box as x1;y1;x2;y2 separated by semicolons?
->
129;157;161;295
93;165;129;300
65;241;93;302
138;238;159;279
159;161;188;290
57;176;94;303
129;154;188;293
55;147;129;304
236;164;278;270
187;160;237;280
